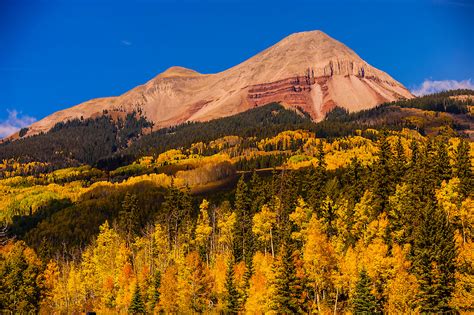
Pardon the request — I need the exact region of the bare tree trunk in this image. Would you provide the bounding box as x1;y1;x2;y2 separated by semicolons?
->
316;290;321;314
334;287;338;315
270;229;274;258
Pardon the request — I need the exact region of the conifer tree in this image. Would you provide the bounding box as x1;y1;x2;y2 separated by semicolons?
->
129;283;146;314
453;139;473;197
269;242;304;314
434;139;451;183
307;140;327;211
393;137;406;181
119;192;140;244
151;271;161;310
353;269;379;314
412;201;457;313
224;259;240;314
239;258;253;309
233;175;253;261
373;135;393;213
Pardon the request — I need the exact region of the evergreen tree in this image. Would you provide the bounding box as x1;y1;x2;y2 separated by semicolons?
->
353;269;379;314
307;140;327;211
119;192;140;244
393;136;406;181
224;259;240;314
412;201;457;313
239;258;253;309
233;175;253;261
453;138;473;197
269;243;304;314
249;171;267;216
129;283;146;314
0;241;42;314
152;271;161;310
434;139;451;183
373;135;394;213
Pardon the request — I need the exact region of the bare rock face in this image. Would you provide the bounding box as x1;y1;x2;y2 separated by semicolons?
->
17;30;413;138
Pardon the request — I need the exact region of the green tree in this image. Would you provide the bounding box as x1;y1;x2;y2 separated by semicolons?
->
393;137;406;181
151;271;161;310
119;192;140;244
434;138;451;183
224;259;240;314
412;201;457;313
0;241;42;314
269;243;304;314
307;140;327;210
373;135;394;212
233;175;253;261
453;139;473;197
240;258;253;309
353;269;379;314
129;282;146;314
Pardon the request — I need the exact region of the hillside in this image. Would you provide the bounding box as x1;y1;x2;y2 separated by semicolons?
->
10;30;412;139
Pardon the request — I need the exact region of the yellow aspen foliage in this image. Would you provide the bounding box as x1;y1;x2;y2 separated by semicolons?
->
244;252;274;314
451;233;474;312
158;264;179;313
362;213;389;245
79;221;131;312
289;197;313;241
252;203;278;256
385;244;420;314
333;199;351;251
302;215;336;312
217;210;236;252
436;178;462;220
332;246;359;299
151;223;171;271
357;237;392;303
195;199;212;248
211;253;231;307
352;190;376;239
436;178;473;243
40;260;60;312
177;251;214;313
65;264;86;313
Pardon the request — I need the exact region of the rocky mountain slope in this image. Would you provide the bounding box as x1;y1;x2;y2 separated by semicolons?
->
15;30;413;138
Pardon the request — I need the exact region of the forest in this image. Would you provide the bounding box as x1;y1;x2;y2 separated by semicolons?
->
0;92;473;314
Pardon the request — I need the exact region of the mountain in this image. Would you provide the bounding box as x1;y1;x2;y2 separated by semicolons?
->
13;30;412;139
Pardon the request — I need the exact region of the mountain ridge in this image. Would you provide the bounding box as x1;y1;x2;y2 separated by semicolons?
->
11;30;413;139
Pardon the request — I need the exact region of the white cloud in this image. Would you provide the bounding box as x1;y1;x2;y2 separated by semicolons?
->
121;40;132;46
0;110;36;139
411;79;474;96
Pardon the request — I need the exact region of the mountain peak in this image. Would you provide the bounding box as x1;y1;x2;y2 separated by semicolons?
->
16;31;413;138
158;66;201;78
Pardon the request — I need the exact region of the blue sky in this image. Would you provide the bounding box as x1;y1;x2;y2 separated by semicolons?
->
1;0;473;137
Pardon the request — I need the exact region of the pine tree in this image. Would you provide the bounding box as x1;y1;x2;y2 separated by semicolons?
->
412;201;457;313
119;192;140;244
233;175;253;261
129;283;146;314
453;138;473;197
224;259;240;314
269;243;304;314
353;269;379;314
307;140;327;211
373;135;394;213
239;258;253;309
434;139;451;183
393;137;406;181
151;271;161;310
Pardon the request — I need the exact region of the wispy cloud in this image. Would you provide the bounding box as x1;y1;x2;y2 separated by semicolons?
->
0;110;36;139
121;40;132;46
411;79;474;96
